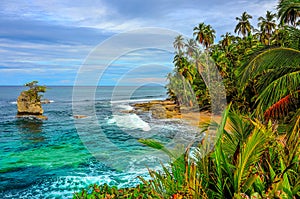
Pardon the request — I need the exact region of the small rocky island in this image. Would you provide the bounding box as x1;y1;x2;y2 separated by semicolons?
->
16;81;48;120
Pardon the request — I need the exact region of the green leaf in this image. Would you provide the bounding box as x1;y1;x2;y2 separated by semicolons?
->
243;174;259;192
233;120;272;193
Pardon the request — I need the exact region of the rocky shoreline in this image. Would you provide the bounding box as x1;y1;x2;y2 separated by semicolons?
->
132;100;181;119
131;99;219;127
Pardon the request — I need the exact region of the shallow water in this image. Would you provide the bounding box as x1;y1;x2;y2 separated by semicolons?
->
0;86;200;198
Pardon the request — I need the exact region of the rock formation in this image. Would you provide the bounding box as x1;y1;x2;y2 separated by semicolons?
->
16;81;48;120
133;100;181;119
73;115;88;119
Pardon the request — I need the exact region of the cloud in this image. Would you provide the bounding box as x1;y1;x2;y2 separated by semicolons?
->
77;49;174;86
0;17;109;45
0;0;277;34
0;0;278;85
0;39;90;70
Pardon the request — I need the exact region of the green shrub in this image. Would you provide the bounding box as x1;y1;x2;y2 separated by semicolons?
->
73;183;161;199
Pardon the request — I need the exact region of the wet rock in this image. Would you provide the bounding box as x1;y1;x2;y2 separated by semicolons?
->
16;81;48;120
150;104;167;119
120;110;134;114
133;100;181;119
73;115;88;119
41;99;51;104
16;114;48;120
17;91;48;120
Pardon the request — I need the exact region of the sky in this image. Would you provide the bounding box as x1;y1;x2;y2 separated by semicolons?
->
0;0;277;86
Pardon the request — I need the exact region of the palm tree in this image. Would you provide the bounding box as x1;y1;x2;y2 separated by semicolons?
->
139;106;300;198
240;47;300;120
272;26;291;46
234;12;254;38
193;23;206;46
193;23;216;49
185;38;197;58
220;32;233;48
173;35;185;53
203;25;216;48
277;0;300;27
173;53;195;84
258;11;277;45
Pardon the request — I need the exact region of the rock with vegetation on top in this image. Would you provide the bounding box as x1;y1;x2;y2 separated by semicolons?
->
16;81;48;120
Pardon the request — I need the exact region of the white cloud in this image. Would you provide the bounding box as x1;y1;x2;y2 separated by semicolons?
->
0;0;279;85
0;0;278;34
0;39;91;69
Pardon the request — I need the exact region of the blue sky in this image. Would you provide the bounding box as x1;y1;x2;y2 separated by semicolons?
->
0;0;277;85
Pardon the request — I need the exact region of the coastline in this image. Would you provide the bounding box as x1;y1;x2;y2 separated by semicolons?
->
175;111;222;127
132;99;222;127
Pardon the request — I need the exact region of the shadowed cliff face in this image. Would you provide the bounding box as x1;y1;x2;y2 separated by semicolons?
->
16;91;47;120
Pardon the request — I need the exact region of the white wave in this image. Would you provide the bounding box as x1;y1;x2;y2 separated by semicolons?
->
107;114;151;131
110;97;165;104
116;104;133;111
4;170;149;198
41;99;55;103
10;100;54;104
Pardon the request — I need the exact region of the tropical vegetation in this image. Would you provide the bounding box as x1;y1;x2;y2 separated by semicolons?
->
24;80;47;101
74;0;300;198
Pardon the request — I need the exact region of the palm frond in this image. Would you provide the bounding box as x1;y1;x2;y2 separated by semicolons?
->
256;71;300;116
139;139;174;159
256;65;299;93
233;119;273;193
264;90;300;121
286;26;300;50
285;113;300;165
240;47;300;87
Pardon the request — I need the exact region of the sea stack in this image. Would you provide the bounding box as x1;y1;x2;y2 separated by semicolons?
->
16;81;48;120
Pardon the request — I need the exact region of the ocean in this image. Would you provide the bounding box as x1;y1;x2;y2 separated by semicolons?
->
0;86;200;198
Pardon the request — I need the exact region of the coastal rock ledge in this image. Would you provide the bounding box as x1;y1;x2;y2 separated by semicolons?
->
133;100;181;119
16;91;48;120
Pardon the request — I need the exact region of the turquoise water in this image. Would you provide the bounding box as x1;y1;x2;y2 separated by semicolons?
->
0;86;199;198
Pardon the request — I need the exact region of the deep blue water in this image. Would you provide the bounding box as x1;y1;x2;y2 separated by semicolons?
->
0;86;199;198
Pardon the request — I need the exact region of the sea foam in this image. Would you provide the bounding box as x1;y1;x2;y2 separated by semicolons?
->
107;114;151;131
115;104;134;111
110;97;165;104
9;100;54;104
